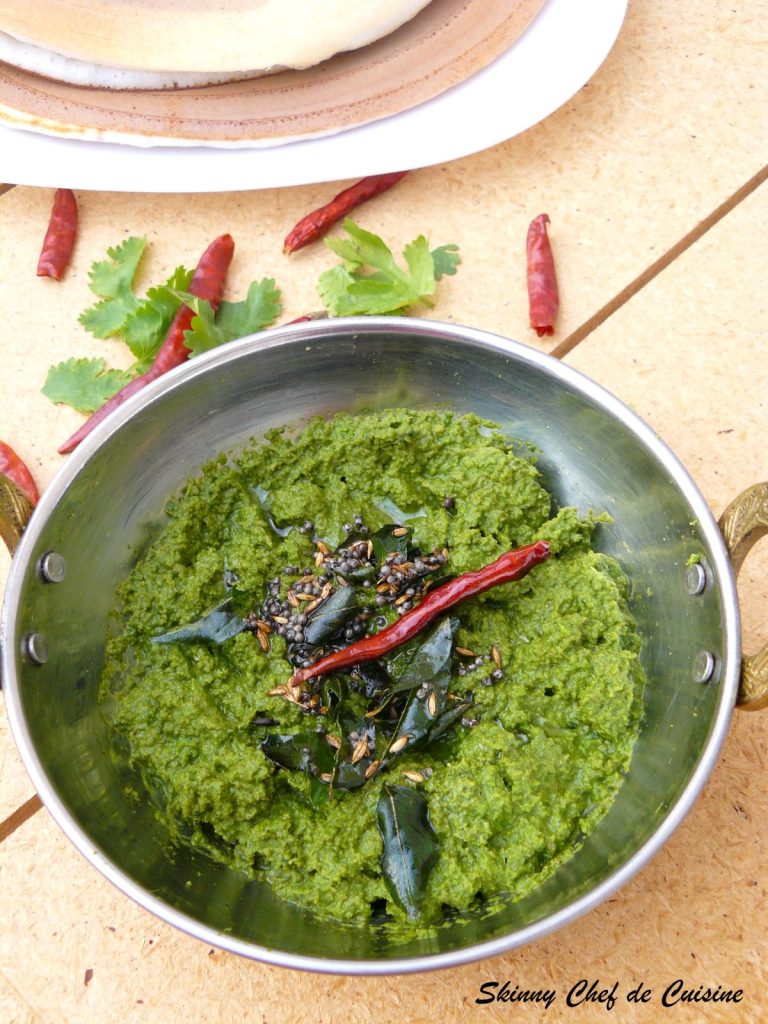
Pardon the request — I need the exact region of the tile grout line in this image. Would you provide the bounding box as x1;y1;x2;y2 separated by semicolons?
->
0;968;47;1024
0;793;42;842
550;163;768;360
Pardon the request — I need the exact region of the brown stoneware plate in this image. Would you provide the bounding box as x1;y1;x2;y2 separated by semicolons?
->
0;0;545;147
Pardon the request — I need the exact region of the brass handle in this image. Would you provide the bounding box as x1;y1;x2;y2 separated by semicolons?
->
0;473;33;556
718;482;768;710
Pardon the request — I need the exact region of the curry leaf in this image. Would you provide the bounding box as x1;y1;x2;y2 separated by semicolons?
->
386;616;457;695
429;696;473;742
303;586;360;645
377;784;438;919
355;660;391;701
370;523;411;562
151;599;245;645
261;731;336;776
334;760;373;790
392;622;456;747
321;677;345;720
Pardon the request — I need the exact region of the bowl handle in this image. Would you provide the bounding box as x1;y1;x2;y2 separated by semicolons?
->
0;474;33;557
718;482;768;711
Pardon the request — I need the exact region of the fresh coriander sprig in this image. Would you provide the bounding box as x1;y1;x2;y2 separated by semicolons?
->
317;219;460;316
166;278;282;356
42;238;282;414
41;357;133;414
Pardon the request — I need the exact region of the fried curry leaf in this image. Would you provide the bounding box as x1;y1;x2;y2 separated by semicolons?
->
261;728;369;793
370;523;411;562
354;660;391;701
386;616;457;696
303;585;359;645
334;760;373;790
366;617;457;721
391;620;458;747
321;677;345;720
376;784;438;919
151;599;245;645
261;731;336;776
429;696;473;742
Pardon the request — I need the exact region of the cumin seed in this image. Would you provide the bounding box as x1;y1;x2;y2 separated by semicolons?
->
351;738;368;764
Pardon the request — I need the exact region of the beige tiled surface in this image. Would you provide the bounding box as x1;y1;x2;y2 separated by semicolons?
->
0;713;35;818
1;0;767;1019
566;184;768;654
0;972;39;1024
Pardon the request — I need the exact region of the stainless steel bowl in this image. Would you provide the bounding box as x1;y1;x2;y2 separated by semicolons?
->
1;317;763;973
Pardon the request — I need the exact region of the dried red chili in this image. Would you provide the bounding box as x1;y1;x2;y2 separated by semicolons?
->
37;188;78;281
283;312;328;325
0;441;39;506
283;172;408;254
59;233;235;454
289;540;550;686
526;213;559;337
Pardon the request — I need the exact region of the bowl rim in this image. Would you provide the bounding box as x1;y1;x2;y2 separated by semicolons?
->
1;315;740;974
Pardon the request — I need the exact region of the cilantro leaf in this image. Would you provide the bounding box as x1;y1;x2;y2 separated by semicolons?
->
403;235;436;303
432;244;461;280
169;278;282;356
317;219;460;316
42;357;132;413
326;221;406;280
215;278;282;343
123;266;193;371
79;237;148;338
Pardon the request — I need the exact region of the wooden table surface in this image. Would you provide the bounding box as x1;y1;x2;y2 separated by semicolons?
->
1;1;766;1021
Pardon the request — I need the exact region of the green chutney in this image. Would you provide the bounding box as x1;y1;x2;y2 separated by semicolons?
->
101;409;645;930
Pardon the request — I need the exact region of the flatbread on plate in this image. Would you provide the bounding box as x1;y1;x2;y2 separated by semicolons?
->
0;0;434;75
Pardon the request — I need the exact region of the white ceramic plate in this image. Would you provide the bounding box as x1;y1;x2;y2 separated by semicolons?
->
0;0;627;192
